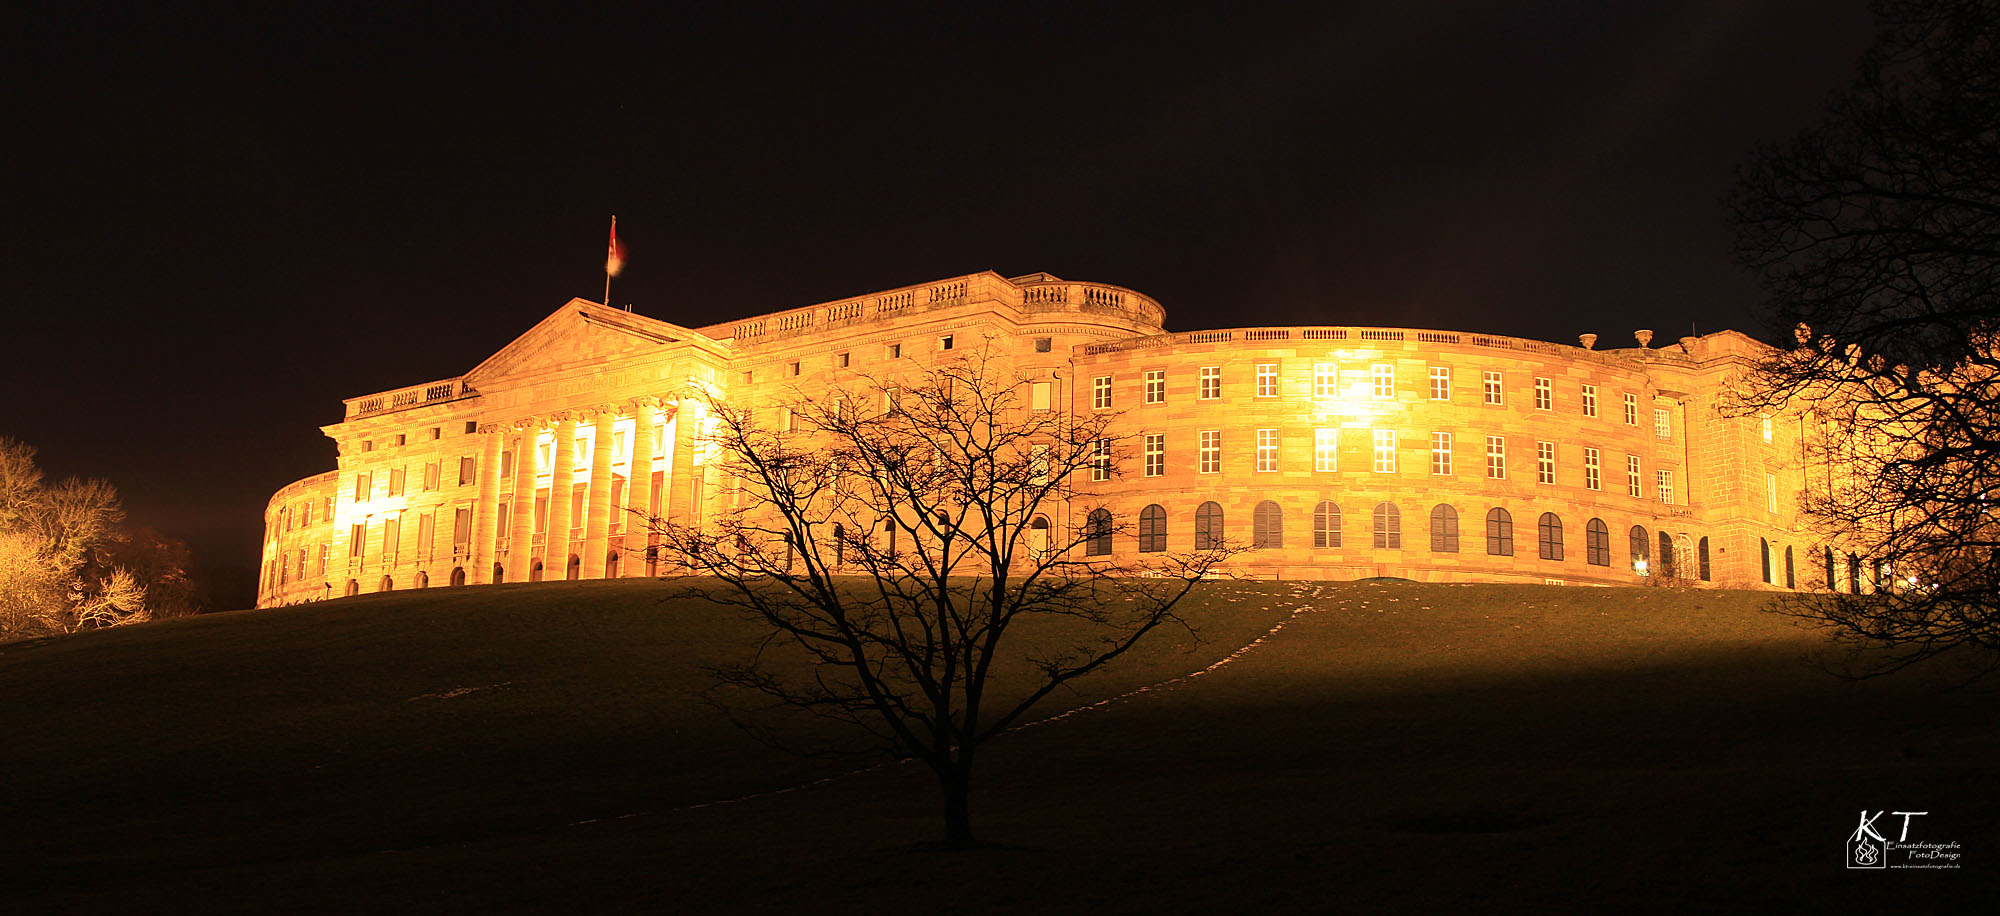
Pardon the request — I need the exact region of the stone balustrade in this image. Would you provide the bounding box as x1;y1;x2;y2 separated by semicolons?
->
346;377;476;418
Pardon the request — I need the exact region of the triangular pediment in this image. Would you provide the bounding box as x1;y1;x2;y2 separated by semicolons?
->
464;299;721;386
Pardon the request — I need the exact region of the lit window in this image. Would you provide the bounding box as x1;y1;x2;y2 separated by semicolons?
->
1627;456;1642;497
1429;366;1450;400
1093;376;1112;410
1654;407;1671;440
1623;393;1639;425
1314;428;1338;472
1314;363;1338;398
1200;430;1220;473
1534;377;1552;410
1256;429;1278;472
1657;469;1675;505
1430;432;1452;475
1485;436;1506;479
1372;429;1396;473
1537;441;1555;484
1372;364;1394;399
1145;434;1165;477
1145;369;1166;404
1200;366;1221;399
1091;439;1112;481
1483;371;1503;405
1031;381;1052;411
1256;363;1278;397
1581;384;1597;417
1584;447;1601;490
1761;416;1774;443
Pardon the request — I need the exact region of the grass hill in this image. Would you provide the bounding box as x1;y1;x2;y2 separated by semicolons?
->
0;579;1988;913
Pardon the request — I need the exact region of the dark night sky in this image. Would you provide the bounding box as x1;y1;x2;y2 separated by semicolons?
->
9;1;1875;608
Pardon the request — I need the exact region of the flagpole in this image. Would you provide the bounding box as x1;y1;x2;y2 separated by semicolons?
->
604;214;616;308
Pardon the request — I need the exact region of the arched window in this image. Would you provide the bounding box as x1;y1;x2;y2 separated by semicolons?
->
1253;500;1283;549
450;566;466;587
1825;546;1837;590
1698;537;1711;581
1537;512;1563;561
1086;508;1113;556
1760;538;1773;584
1681;535;1698;581
567;555;582;580
1429;504;1458;553
1314;501;1342;548
1486;508;1513;556
1029;516;1050;559
1658;532;1676;579
492;563;504;584
530;559;544;582
344;579;359;597
607;550;620;578
1585;518;1609;566
1847;552;1862;593
381;575;394;592
1629;525;1650;574
1372;502;1401;549
1784;545;1796;589
417;570;430;588
1139;504;1167;553
1195;501;1224;550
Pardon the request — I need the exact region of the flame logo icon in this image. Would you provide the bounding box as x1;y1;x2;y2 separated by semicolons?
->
1853;840;1880;865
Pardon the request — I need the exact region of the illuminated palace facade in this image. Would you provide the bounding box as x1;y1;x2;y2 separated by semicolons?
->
258;271;1815;607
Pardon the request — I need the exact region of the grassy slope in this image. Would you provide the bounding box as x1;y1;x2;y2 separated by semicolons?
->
0;581;1989;914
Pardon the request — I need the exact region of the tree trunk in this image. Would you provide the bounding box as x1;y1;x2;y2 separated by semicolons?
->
939;762;974;848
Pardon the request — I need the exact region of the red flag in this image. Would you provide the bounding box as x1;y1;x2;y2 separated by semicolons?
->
605;217;626;277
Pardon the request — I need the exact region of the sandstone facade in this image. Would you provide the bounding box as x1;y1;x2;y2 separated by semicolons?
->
258;271;1814;606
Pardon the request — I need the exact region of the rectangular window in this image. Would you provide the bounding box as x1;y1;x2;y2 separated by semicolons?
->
1430;432;1452;476
1200;430;1221;474
1581;384;1598;418
789;361;801;376
453;507;472;548
1537;441;1555;484
614;431;628;460
778;407;794;432
1256;429;1278;472
1624;393;1639;425
429;427;441;440
458;457;475;486
1429;366;1450;401
1256;363;1278;397
1483;371;1503;405
1485;436;1506;479
424;462;440;491
388;467;405;497
1199;366;1221;399
1657;470;1675;505
1145;369;1166;404
1372;429;1396;473
1091;439;1112;481
394;434;406;447
1314;363;1339;398
884;387;901;414
354;472;371;502
887;343;902;359
1315;428;1338;472
383;516;400;558
1761;416;1774;443
1372;364;1394;399
1030;381;1052;411
939;335;954;351
837;352;850;368
1093;376;1112;409
349;522;366;557
1627;455;1643;497
1534;377;1552;410
500;451;514;479
1654;407;1671;440
1584;447;1601;491
1145;434;1165;477
317;543;328;575
1767;472;1779;512
1034;337;1052;353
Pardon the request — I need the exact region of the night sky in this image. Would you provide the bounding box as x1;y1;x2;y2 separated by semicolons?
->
10;1;1876;608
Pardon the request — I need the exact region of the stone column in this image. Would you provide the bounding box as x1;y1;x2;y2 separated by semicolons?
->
505;418;541;583
621;397;659;576
580;407;618;579
470;423;505;584
544;414;579;578
664;400;703;528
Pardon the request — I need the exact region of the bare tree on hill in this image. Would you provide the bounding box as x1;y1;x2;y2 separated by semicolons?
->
1729;0;2000;678
645;350;1232;847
